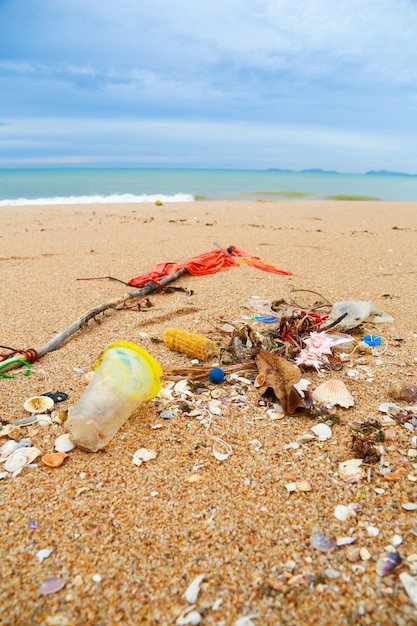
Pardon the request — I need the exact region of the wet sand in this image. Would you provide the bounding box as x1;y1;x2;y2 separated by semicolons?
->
1;200;417;625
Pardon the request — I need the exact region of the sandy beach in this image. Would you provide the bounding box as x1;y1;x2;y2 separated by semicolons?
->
1;200;417;625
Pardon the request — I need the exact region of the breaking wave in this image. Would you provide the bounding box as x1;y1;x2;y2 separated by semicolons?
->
0;193;195;206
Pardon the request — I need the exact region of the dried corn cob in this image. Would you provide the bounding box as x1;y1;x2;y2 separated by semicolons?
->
162;328;217;361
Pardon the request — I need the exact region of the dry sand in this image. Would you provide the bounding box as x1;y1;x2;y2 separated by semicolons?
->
1;200;417;625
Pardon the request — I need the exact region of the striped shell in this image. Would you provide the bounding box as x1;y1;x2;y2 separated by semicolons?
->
312;379;354;408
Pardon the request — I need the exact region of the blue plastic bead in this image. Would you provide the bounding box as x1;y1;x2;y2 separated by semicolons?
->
209;367;225;384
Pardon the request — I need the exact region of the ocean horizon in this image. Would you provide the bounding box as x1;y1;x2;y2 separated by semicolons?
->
1;167;417;205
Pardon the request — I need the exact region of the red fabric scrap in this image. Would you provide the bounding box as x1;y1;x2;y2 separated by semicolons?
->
129;245;291;288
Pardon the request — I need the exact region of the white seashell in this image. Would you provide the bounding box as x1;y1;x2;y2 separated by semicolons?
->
213;449;230;461
54;433;76;452
366;525;380;537
311;423;332;441
184;574;205;604
4;446;41;472
36;414;52;426
0;439;21;460
336;536;357;546
235;616;259;626
399;572;417;607
208;399;222;415
174;379;193;397
37;548;53;562
402;502;417;511
293;378;311;393
132;448;157;466
312;379;354;408
23;396;54;413
334;504;350;521
176;607;202;625
378;402;403;415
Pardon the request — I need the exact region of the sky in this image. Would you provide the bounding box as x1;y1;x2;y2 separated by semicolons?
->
1;0;417;172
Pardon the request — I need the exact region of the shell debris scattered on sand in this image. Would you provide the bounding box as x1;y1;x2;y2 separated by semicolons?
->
312;379;354;408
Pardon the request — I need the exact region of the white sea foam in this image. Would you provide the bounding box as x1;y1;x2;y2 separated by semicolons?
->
0;193;195;206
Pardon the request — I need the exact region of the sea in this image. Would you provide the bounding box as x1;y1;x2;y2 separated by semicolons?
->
1;168;417;205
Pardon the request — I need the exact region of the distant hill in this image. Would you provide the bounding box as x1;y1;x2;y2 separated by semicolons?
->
301;168;340;174
266;167;340;174
266;167;417;177
365;169;417;177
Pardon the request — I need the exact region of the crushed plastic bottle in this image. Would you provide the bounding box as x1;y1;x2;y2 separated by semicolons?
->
65;341;162;452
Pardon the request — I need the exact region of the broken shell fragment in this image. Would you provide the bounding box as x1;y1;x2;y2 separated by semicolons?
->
0;424;21;440
313;379;354;408
254;373;266;388
38;576;66;596
311;423;332;441
132;448;157;466
399;572;417;607
184;574;205;604
41;452;68;467
310;530;337;552
376;551;402;577
4;446;41;472
54;434;76;453
23;396;54;414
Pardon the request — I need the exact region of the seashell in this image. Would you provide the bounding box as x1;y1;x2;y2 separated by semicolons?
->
376;551;402;577
339;458;365;483
51;409;68;423
402;502;417;511
254;373;266;388
336;536;357;546
36;548;53;562
295;479;313;492
0;439;22;459
174;379;193;397
310;529;337;552
378;402;404;416
312;379;354;408
54;433;76;453
38;576;66;596
23;395;54;414
360;547;372;561
399;572;417;607
0;424;21;440
184;574;205;604
311;423;332;441
4;446;41;472
334;504;350;521
36;414;52;426
208;399;222;415
176;607;202;626
132;448;157;466
41;452;67;467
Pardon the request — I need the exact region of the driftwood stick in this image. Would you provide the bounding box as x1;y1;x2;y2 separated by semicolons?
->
0;268;188;374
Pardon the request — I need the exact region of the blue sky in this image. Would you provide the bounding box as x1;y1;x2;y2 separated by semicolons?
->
1;0;417;172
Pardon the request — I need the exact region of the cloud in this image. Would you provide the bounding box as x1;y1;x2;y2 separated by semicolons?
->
1;1;417;170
